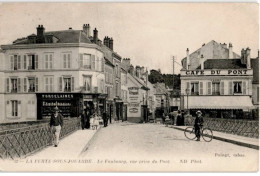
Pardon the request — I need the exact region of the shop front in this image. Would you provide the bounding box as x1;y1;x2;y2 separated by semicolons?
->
36;93;81;119
83;93;107;117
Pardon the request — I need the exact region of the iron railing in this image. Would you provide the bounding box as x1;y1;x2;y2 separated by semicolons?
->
0;118;80;159
185;117;259;138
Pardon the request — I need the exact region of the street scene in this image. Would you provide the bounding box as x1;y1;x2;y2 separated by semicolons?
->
0;2;259;172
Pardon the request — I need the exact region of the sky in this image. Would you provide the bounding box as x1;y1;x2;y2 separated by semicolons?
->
0;3;258;74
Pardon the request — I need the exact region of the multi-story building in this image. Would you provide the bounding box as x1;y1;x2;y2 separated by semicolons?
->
0;24;107;123
180;45;255;119
121;67;128;121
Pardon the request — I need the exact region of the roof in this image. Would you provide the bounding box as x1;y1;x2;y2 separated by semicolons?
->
188;96;254;110
196;59;247;69
13;30;92;44
251;58;259;84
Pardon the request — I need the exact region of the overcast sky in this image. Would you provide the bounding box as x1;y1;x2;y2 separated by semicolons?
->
0;3;258;73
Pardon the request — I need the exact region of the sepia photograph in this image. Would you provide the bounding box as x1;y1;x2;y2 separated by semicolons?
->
0;1;259;172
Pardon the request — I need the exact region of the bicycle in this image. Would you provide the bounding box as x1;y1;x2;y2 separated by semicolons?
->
184;126;213;142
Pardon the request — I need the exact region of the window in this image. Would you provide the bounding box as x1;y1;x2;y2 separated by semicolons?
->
64;77;71;92
79;54;92;69
28;78;36;92
207;82;212;95
63;53;71;69
28;54;38;70
44;53;53;69
45;76;53;92
212;82;220;95
191;82;199;95
233;82;242;94
83;76;92;92
116;82;120;97
11;100;18;117
10;55;18;70
11;78;18;93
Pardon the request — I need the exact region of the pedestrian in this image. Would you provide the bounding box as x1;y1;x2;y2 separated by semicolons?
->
169;111;175;125
162;112;166;124
176;110;181;126
49;106;63;147
86;110;90;129
103;110;108;127
194;110;204;141
81;109;86;130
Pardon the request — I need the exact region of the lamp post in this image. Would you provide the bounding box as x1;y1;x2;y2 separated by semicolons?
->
185;88;190;114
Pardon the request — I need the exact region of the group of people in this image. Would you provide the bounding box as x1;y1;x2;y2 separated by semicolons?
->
49;106;109;148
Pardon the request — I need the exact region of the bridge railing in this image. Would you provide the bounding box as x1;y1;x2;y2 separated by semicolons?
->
0;118;80;160
184;116;259;138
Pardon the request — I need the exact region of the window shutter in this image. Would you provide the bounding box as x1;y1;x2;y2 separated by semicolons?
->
35;55;38;69
199;82;203;95
17;78;21;92
186;82;190;94
229;81;233;95
68;54;71;68
207;82;212;95
18;101;22;117
59;77;63;91
63;54;66;68
18;55;21;69
71;77;74;91
49;54;52;69
24;55;27;69
10;56;14;70
243;81;247;95
6;78;9;93
35;77;38;92
220;82;224;95
79;54;83;68
24;78;27;92
91;55;95;70
6;101;11;118
50;77;53;92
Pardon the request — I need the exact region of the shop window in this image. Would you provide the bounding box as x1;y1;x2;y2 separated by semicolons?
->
212;82;220;95
233;82;242;94
11;78;18;93
191;82;199;95
11;100;18;117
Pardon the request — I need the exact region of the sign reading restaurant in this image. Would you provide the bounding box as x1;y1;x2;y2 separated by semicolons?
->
181;69;253;76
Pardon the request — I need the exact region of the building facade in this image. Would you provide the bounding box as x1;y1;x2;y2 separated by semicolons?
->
0;24;108;123
181;46;255;119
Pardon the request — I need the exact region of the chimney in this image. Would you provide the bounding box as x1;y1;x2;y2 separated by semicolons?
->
103;37;108;47
109;38;113;50
246;47;251;69
122;58;131;71
136;66;141;78
228;43;233;59
93;28;98;44
241;48;246;64
36;25;45;43
186;48;190;70
200;55;205;70
221;43;227;48
129;65;134;75
83;24;90;37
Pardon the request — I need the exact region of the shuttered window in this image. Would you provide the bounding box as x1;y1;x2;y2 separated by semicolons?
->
91;55;95;70
35;77;38;92
17;78;21;92
10;56;14;70
242;81;247;95
59;77;63;91
220;82;224;95
71;77;74;91
18;55;21;69
24;55;27;69
199;82;203;95
24;78;27;92
6;78;9;92
229;81;233;95
207;82;212;95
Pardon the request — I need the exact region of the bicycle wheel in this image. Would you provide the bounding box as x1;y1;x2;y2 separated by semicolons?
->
184;127;196;140
202;128;213;142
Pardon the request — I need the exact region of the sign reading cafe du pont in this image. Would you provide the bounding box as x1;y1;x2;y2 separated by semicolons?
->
181;69;253;76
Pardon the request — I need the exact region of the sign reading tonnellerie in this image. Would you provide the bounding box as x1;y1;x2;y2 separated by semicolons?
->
181;69;253;76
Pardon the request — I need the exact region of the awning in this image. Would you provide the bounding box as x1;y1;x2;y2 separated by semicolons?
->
186;96;254;110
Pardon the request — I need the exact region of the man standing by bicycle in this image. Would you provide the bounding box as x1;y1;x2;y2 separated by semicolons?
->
194;110;204;141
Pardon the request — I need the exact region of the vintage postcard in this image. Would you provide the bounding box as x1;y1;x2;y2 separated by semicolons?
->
0;2;259;172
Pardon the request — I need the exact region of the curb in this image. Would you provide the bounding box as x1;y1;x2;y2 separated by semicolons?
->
79;126;102;157
172;126;259;150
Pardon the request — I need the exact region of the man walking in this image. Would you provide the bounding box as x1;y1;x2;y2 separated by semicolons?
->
103;110;108;127
50;106;64;147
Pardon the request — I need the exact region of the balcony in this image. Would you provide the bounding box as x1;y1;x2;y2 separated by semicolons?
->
190;91;199;96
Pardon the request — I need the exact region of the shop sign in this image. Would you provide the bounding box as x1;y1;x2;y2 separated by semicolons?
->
41;94;74;99
182;69;252;76
128;87;139;95
129;108;138;113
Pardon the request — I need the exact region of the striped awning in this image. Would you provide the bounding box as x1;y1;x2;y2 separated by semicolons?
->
186;96;254;110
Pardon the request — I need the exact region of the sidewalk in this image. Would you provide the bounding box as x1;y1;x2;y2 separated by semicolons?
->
23;127;100;159
168;125;259;150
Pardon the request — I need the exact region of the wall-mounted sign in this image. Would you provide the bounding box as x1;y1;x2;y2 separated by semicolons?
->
41;94;74;99
128;87;139;95
129;108;138;113
181;69;252;76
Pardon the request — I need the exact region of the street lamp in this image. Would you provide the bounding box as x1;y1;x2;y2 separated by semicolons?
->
185;88;190;114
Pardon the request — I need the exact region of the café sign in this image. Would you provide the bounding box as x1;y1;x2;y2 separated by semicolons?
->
182;69;252;76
